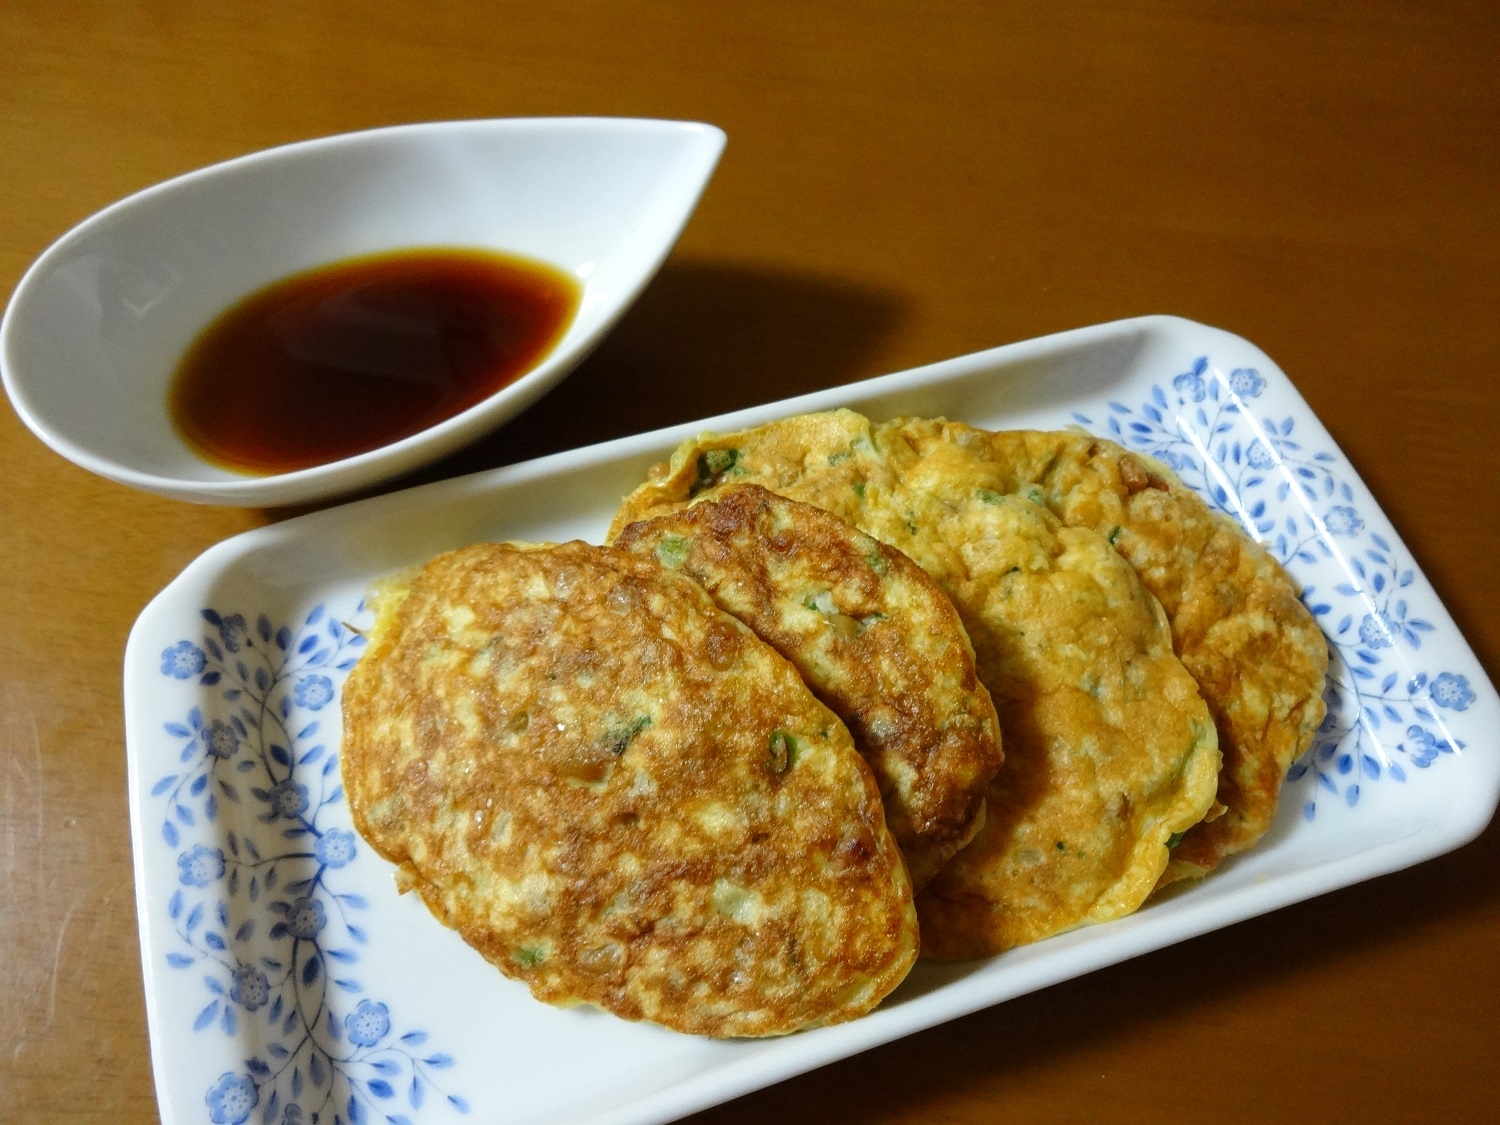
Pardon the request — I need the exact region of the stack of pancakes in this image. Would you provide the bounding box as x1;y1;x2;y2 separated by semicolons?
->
341;409;1327;1037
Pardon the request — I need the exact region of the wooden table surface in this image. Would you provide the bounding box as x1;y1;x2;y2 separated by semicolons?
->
3;3;1497;1122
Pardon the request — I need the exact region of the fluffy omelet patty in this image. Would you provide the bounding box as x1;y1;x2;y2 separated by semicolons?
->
920;426;1328;885
883;487;1220;956
614;484;1004;889
611;411;1222;956
341;540;918;1036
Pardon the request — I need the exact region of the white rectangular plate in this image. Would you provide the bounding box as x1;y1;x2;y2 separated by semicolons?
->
125;315;1500;1125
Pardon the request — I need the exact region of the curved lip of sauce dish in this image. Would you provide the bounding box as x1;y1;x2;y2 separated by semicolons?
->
0;117;726;507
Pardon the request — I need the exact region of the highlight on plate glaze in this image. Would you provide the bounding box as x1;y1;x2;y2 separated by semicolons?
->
1072;356;1473;821
155;605;468;1125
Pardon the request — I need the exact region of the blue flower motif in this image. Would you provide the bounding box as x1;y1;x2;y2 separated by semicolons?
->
202;720;239;760
314;827;357;868
267;779;309;819
294;675;334;711
206;1071;258;1125
285;896;326;940
217;614;249;653
1430;672;1475;712
161;641;205;679
1407;725;1437;750
1358;612;1394;649
157;605;469;1115
1173;366;1206;403
1246;438;1277;470
230;965;270;1011
1323;506;1364;537
345;998;391;1046
1405;724;1446;766
178;844;226;887
1229;367;1266;398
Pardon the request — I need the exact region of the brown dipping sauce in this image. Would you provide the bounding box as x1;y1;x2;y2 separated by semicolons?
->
170;248;581;475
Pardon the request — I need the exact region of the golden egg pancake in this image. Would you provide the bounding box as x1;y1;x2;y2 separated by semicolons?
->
607;409;911;547
869;464;1221;956
963;427;1329;884
341;540;918;1036
611;412;1222;956
613;484;1004;889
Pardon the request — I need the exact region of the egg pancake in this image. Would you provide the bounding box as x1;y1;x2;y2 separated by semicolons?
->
963;427;1329;884
862;432;1221;954
613;484;1004;889
607;409;910;547
341;540;918;1036
611;412;1222;955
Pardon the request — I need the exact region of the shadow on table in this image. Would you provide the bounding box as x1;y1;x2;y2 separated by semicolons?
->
435;256;908;472
258;257;907;524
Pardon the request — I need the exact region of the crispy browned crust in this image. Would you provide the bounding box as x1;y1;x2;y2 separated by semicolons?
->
614;484;1004;889
973;430;1329;883
342;541;918;1037
610;413;1222;956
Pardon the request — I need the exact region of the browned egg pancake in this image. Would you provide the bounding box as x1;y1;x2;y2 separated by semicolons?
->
611;411;1222;956
341;540;918;1036
939;427;1329;884
607;409;910;545
613;484;1004;889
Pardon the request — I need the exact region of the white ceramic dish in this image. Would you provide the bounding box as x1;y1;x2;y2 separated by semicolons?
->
124;315;1498;1125
2;117;725;506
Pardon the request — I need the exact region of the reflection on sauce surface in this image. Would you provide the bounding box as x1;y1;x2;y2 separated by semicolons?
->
170;248;581;476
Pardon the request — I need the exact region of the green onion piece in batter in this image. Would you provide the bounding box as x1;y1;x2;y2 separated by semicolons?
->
804;590;836;614
1166;831;1187;849
513;944;547;967
768;730;798;774
606;715;653;756
655;535;691;569
692;448;741;494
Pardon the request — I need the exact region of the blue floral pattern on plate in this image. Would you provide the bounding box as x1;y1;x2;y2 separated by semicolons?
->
129;326;1496;1125
1071;356;1474;820
153;605;468;1125
145;349;1482;1123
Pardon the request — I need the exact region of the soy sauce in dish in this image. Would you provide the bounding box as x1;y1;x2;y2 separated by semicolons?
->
170;248;581;476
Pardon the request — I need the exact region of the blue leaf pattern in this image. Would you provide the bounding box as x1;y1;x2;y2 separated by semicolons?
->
150;359;1478;1117
1072;355;1469;821
154;602;466;1120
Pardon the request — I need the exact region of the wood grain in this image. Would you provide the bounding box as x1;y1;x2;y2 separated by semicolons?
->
2;2;1496;1122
